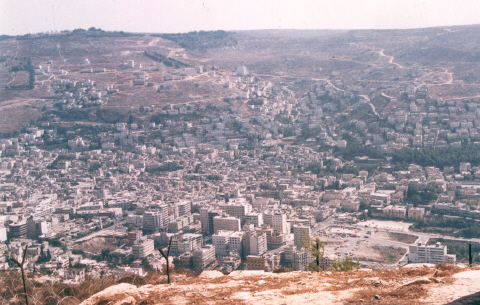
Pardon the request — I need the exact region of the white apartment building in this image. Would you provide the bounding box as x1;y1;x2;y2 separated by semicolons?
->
174;200;191;218
264;211;288;234
293;224;311;249
126;214;143;227
200;206;210;233
236;66;248;76
212;230;245;256
171;233;203;255
283;245;314;271
143;206;168;232
249;232;268;256
132;239;155;258
408;242;456;265
220;199;252;221
245;213;263;227
192;245;216;271
213;215;241;234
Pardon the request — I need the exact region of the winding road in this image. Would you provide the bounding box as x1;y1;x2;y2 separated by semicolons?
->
359;94;380;117
379;49;404;69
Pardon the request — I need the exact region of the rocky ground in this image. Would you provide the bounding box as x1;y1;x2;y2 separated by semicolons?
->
79;264;480;305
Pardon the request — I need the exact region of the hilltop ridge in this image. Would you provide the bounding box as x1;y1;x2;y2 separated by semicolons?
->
79;265;480;305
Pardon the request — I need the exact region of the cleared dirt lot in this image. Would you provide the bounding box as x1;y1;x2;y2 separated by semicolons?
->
372;231;419;244
351;240;407;264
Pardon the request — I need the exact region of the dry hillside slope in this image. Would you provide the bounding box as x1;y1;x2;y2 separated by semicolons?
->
79;265;480;305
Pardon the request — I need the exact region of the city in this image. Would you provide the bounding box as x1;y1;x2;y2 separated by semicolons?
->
2;22;480;304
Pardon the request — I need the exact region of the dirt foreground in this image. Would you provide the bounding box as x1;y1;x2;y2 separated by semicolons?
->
80;265;480;305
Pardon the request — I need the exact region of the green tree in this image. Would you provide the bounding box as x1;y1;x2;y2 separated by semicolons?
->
302;232;324;271
331;257;359;271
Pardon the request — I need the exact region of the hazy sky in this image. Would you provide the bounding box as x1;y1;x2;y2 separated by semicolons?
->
1;0;480;35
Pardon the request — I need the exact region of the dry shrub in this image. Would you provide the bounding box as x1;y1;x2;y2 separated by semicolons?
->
345;285;428;305
273;266;291;273
117;275;147;286
0;272;118;305
434;264;463;277
341;266;455;304
387;284;428;299
398;266;433;278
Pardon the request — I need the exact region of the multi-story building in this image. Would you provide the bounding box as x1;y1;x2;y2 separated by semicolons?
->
246;255;266;270
143;206;168;232
200;208;222;235
212;230;244;256
132;239;155;258
408;242;456;264
126;214;143;227
26;219;48;239
0;227;7;242
293;224;311;249
174;200;191;218
249;232;268;256
200;206;210;233
383;205;407;219
168;215;194;232
192;245;216;271
220;199;252;222
9;222;27;239
283;245;313;271
245;213;263;227
264;211;288;234
323;254;337;271
127;230;142;246
407;207;425;220
213;215;241;234
171;233;203;255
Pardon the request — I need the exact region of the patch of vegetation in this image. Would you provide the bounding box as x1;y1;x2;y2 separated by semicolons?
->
331;257;359;271
144;51;190;68
392;143;480;170
405;183;438;206
46;155;72;170
36;246;52;263
206;174;222;181
0;35;12;41
147;162;183;174
88;162;102;172
247;99;264;106
427;238;480;263
157;30;237;50
7;58;35;89
413;217;480;238
388;232;418;244
372;245;407;263
335;133;384;160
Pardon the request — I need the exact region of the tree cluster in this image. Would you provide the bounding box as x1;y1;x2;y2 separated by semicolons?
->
392;144;480;170
143;51;190;68
36;246;52;263
405;184;438;206
414;217;480;238
8;58;35;90
158;30;237;50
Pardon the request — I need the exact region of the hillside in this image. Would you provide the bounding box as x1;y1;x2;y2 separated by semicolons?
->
74;265;480;305
3;25;480;134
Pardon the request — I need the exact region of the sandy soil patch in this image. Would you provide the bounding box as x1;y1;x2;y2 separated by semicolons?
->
351;240;407;264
